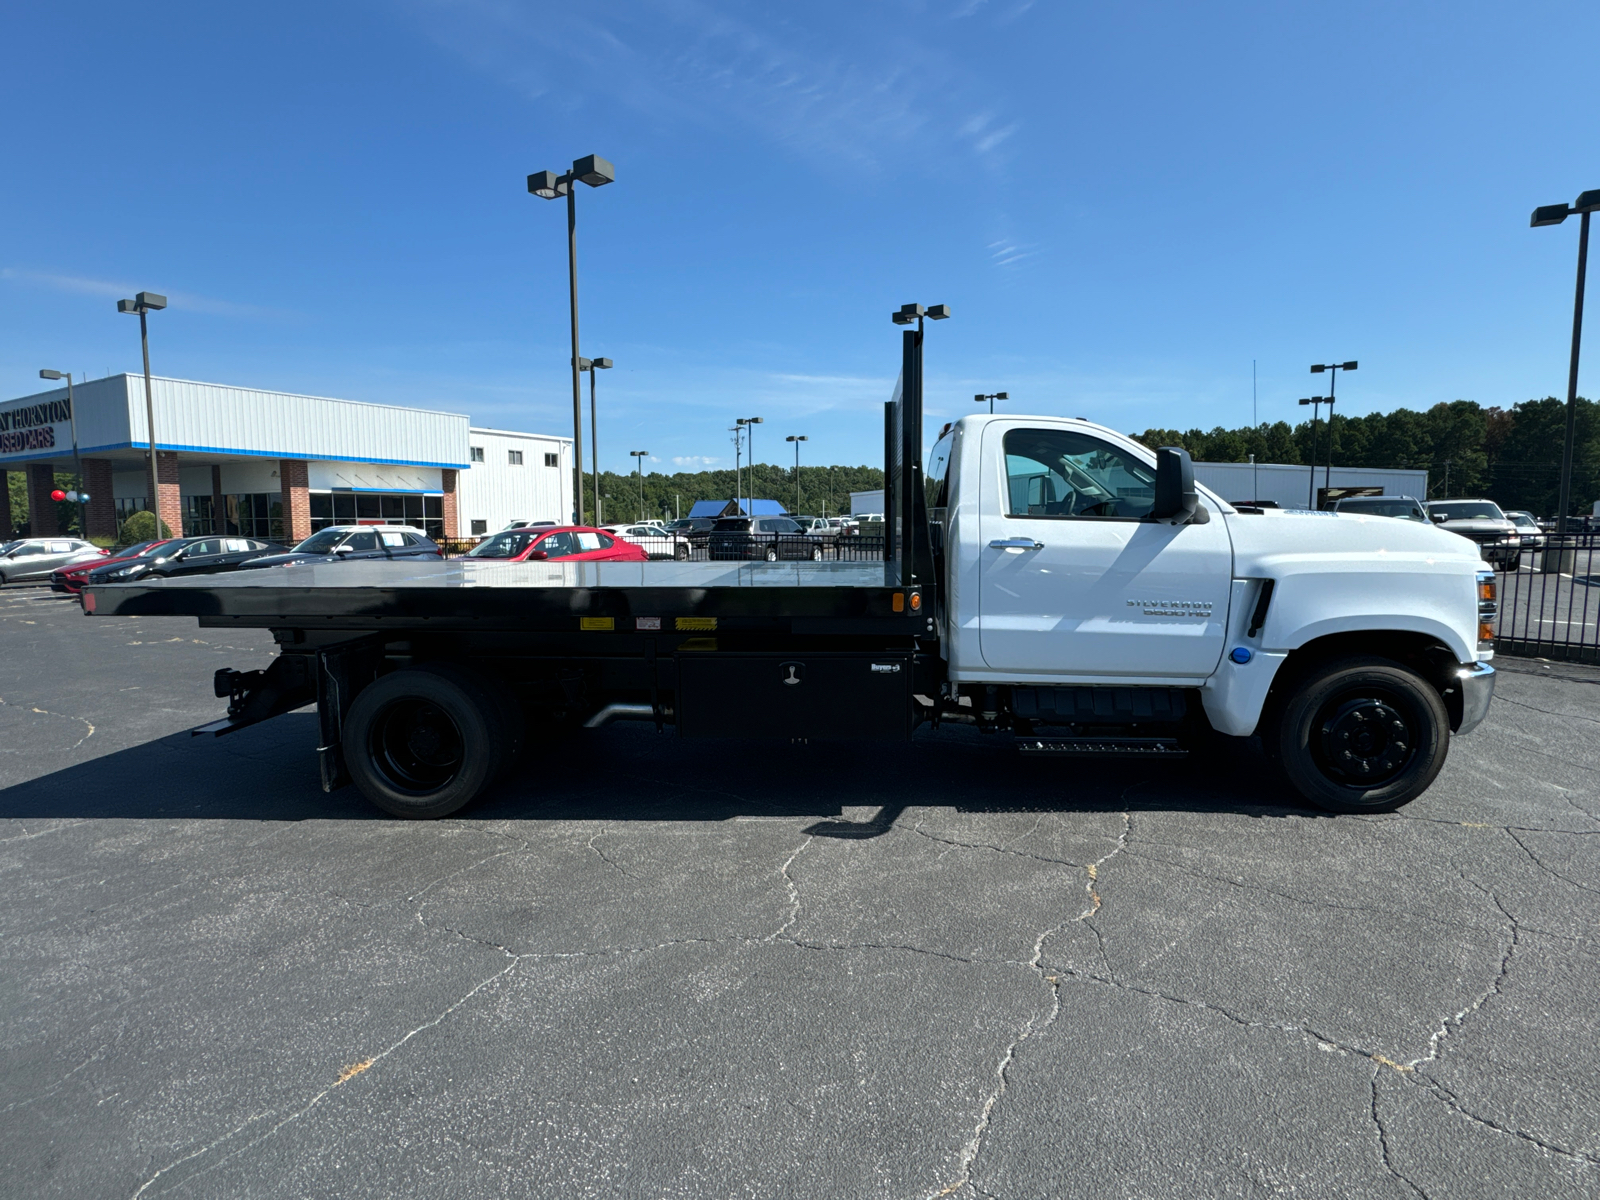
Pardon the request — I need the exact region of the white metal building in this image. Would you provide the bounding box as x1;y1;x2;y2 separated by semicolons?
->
458;427;574;536
0;373;572;543
1193;462;1429;509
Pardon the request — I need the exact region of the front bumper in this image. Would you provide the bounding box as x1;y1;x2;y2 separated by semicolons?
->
1455;662;1495;735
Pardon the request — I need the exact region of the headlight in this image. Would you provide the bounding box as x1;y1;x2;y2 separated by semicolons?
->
110;566;144;579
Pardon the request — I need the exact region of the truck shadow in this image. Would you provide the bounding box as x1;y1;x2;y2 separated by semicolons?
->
0;714;1317;830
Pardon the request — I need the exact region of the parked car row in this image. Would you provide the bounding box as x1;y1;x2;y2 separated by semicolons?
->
1;538;106;586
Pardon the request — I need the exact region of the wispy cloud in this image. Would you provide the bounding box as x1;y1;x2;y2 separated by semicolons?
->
399;0;1025;171
1;267;295;319
672;454;721;467
986;238;1041;269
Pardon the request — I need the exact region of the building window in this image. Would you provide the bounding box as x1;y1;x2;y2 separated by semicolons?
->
470;446;484;463
310;491;445;542
114;497;149;526
544;452;559;467
183;495;217;536
508;450;524;466
470;519;487;536
222;493;285;542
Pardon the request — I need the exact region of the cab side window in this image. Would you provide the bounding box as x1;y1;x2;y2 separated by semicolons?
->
1002;429;1157;520
344;531;379;552
538;532;577;558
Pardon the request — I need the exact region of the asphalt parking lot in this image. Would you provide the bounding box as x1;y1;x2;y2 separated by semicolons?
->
3;585;1599;1199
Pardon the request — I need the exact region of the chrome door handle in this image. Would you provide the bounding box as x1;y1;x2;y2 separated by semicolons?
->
989;538;1044;550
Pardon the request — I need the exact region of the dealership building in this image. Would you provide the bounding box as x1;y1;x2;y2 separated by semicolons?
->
0;374;574;543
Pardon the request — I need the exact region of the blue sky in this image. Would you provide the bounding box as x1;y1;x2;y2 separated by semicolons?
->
3;1;1596;474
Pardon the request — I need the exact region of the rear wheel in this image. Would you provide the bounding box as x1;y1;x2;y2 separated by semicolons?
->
1273;656;1449;814
343;663;519;819
764;547;779;562
674;543;689;561
810;544;823;561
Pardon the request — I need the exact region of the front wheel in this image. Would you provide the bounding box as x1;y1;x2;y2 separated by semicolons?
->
674;543;689;561
810;545;823;561
1273;656;1449;814
764;547;779;562
1505;553;1521;572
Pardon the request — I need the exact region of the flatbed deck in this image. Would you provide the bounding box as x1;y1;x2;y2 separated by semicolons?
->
84;559;931;635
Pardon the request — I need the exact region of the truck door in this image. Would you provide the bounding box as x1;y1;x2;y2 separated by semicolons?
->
978;423;1232;679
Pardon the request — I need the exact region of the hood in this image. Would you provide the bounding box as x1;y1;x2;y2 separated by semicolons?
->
239;551;326;569
1431;518;1517;536
1226;508;1485;576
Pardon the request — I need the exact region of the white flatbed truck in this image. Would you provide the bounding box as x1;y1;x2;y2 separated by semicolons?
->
83;323;1496;818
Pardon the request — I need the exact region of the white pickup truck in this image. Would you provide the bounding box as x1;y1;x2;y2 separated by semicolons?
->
83;383;1495;821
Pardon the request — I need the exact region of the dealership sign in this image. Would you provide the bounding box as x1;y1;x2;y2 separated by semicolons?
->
0;396;72;455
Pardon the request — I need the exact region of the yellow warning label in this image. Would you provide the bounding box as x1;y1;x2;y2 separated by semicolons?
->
580;617;615;631
675;616;717;631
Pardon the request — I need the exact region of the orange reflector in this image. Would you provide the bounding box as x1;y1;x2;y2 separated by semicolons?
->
1478;622;1495;643
892;592;904;612
1478;579;1496;602
909;592;922;611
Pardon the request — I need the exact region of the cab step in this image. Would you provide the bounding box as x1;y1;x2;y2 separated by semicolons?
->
1017;737;1187;758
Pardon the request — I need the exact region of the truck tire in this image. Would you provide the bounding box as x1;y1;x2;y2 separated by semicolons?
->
674;543;689;561
343;664;517;819
1274;656;1449;814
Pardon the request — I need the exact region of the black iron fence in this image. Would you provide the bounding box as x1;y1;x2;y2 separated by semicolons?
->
1494;535;1600;664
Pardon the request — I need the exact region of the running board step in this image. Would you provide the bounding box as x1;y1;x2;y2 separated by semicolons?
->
1018;737;1187;757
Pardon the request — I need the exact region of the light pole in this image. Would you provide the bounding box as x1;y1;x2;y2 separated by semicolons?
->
1531;189;1600;535
528;154;616;525
1298;396;1325;508
890;303;951;580
785;435;808;514
629;450;648;522
1309;361;1356;502
736;416;762;513
117;291;167;529
38;370;87;536
579;356;613;524
974;391;1008;414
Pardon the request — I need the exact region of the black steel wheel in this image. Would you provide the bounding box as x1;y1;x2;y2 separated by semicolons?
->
1274;656;1449;813
343;664;517;819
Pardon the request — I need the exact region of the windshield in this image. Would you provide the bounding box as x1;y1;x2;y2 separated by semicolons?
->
1336;499;1424;520
467;530;542;558
292;529;349;555
1428;502;1505;522
1508;513;1539;529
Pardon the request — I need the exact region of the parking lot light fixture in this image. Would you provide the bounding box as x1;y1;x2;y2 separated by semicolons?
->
629;450;648;522
1530;188;1598;536
1298;396;1325;508
118;291;167;529
975;391;1008;414
786;435;808;514
529;153;615;524
579;357;614;525
736;417;763;512
39;370;86;533
1308;361;1356;504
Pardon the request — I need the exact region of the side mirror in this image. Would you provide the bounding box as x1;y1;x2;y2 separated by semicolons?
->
334;545;354;554
526;549;548;560
1149;447;1209;525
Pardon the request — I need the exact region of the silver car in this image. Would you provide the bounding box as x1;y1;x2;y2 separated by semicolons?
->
0;537;106;585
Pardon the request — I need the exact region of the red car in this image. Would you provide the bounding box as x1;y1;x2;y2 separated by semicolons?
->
462;526;649;563
50;539;173;593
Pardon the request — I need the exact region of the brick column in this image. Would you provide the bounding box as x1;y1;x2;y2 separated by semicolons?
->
155;451;182;538
27;463;59;537
83;459;117;540
280;459;311;543
211;464;226;536
441;469;459;541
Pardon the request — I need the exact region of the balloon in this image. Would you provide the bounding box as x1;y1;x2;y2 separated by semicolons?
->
50;489;66;502
65;490;80;502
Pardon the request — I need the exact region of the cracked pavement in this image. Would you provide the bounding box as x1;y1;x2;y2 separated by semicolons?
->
2;586;1598;1198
